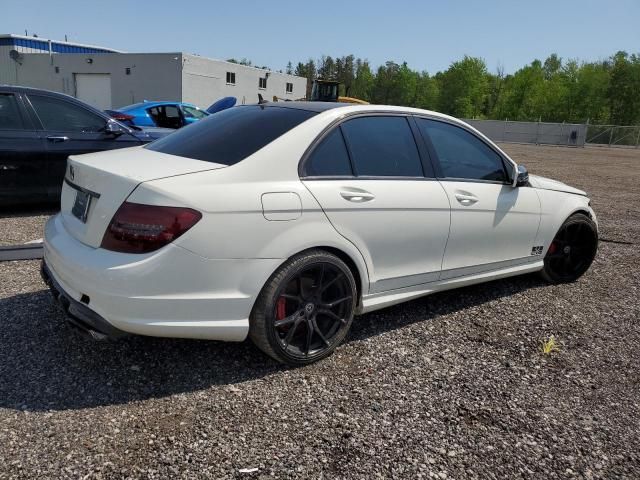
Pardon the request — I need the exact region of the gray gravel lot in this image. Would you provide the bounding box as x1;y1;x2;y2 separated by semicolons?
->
0;144;639;479
0;206;55;246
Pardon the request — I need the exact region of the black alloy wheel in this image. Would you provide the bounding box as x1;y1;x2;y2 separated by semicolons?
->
250;250;357;365
541;213;598;283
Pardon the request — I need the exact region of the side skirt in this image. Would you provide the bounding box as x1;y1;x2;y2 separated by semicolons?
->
359;260;544;314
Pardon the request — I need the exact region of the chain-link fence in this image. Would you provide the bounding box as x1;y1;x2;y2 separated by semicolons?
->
463;119;640;148
585;125;640;148
464;119;587;147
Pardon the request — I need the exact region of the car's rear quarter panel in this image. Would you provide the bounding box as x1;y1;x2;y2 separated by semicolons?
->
128;112;371;295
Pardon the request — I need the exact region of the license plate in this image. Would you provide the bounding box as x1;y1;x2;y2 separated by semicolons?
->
71;190;92;223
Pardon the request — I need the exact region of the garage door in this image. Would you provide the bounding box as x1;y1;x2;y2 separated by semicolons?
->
74;73;112;110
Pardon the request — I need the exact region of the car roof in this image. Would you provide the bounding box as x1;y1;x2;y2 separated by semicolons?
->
0;84;112;117
0;84;80;100
237;101;459;122
243;101;350;113
119;101;199;112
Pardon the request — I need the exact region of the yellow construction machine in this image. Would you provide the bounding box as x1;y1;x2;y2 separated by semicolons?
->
271;79;368;104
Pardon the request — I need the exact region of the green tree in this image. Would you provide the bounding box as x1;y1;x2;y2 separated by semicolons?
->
437;56;489;118
351;59;374;102
609;51;640;125
226;58;252;66
295;59;317;99
317;55;336;80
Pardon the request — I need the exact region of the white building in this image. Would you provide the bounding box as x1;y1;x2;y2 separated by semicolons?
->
0;33;307;110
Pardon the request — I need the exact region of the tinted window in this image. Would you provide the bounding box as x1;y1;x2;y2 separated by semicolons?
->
182;105;207;119
0;94;25;130
305;128;352;176
418;119;506;182
147;106;316;165
341;116;423;177
29;95;105;132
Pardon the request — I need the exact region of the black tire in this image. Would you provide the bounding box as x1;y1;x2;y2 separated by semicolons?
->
540;213;598;284
249;249;357;366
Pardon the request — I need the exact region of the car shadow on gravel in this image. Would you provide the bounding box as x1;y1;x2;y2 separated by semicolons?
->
0;203;58;217
0;275;545;412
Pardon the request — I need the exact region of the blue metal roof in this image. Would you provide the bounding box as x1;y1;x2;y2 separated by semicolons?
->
0;37;116;54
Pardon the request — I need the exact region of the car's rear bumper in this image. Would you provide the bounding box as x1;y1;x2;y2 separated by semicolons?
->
43;214;282;341
41;260;127;339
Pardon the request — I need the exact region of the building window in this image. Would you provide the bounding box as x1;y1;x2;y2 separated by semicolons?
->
226;72;236;85
259;77;267;89
286;82;293;94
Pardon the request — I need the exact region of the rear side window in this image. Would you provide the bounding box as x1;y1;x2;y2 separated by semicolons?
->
417;119;507;182
0;94;25;130
304;128;352;176
147;106;316;165
341;116;423;177
28;95;105;132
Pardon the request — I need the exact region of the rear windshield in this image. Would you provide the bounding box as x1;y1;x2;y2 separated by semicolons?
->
146;105;316;165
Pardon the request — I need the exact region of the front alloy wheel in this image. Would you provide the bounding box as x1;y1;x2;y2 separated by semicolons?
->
540;213;598;283
250;250;357;365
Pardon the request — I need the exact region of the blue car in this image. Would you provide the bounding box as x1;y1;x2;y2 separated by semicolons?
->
109;101;209;129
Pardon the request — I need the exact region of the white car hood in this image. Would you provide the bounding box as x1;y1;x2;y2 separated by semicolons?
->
528;174;586;196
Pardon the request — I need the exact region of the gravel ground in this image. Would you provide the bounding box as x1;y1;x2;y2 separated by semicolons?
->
0;205;55;246
0;144;638;479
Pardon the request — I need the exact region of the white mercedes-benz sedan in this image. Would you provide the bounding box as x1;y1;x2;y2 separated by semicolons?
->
42;102;598;365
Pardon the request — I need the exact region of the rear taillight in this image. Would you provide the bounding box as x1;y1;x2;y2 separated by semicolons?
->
101;202;202;253
110;112;135;122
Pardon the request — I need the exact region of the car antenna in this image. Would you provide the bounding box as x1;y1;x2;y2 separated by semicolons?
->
258;93;269;105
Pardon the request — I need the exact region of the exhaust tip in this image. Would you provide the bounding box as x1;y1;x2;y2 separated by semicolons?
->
87;329;109;341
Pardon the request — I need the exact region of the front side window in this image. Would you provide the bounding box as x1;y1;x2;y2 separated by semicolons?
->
417;119;507;182
29;95;104;132
340;116;423;177
182;105;208;119
259;77;267;89
147;105;316;165
0;94;25;130
304;128;352;177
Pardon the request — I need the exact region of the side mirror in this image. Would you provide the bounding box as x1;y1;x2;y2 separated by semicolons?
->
104;120;126;137
516;164;529;187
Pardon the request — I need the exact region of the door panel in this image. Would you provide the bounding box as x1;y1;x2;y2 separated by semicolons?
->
415;117;541;278
0;130;48;205
26;93;141;200
0;93;47;205
304;179;451;292
439;182;541;278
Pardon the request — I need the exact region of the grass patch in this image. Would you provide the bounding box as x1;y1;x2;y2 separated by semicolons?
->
541;336;560;355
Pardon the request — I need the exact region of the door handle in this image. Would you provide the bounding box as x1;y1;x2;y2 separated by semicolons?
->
47;136;70;143
340;190;375;203
454;193;478;205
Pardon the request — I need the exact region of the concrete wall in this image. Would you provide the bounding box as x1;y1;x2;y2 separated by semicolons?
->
0;46;19;84
181;54;307;107
464;119;587;147
5;53;183;108
2;51;307;110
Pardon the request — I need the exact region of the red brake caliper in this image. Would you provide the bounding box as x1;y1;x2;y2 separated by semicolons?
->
276;297;287;321
548;242;557;254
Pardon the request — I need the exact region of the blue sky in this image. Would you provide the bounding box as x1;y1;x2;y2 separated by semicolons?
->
4;0;639;74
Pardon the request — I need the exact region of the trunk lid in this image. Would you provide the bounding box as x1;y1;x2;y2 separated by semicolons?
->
60;146;224;248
